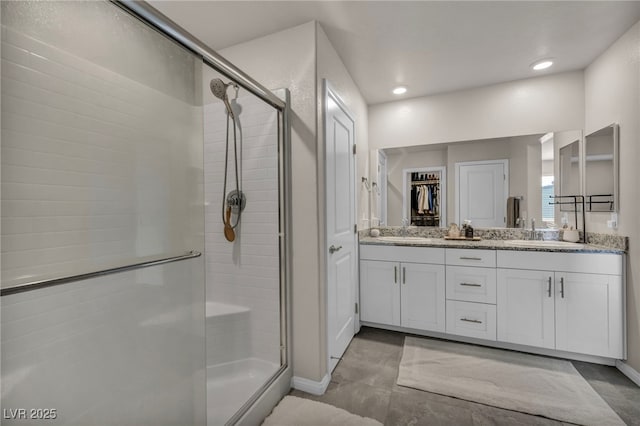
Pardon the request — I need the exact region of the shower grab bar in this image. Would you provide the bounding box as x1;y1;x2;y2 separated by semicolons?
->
1;251;201;297
113;1;286;111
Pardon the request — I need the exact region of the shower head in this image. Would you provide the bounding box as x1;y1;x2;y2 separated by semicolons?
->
210;78;228;100
210;78;235;118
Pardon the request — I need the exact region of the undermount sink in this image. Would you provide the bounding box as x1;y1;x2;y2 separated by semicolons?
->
376;236;437;243
504;240;584;249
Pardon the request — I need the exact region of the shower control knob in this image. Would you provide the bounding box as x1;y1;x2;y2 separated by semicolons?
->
329;245;342;254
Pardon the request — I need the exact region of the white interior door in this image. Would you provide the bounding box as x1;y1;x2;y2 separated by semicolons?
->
456;160;508;227
325;81;356;373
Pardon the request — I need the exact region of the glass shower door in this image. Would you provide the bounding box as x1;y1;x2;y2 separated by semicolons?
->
1;1;206;424
202;65;286;425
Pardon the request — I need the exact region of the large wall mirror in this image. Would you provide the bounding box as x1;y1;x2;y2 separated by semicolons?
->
371;130;581;229
584;124;618;212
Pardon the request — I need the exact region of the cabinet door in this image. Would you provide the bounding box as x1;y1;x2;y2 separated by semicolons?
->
360;260;400;326
555;272;623;358
400;262;446;332
497;269;555;349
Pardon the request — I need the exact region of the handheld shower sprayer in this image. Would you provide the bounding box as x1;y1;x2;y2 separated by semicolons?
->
210;78;244;242
210;78;237;119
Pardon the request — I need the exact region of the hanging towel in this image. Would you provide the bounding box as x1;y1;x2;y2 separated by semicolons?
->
507;197;521;228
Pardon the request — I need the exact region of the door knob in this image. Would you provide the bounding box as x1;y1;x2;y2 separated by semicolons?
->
329;245;342;254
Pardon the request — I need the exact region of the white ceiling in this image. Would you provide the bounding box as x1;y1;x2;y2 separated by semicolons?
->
150;1;640;105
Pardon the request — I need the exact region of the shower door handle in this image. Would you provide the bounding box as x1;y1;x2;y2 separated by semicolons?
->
329;245;342;254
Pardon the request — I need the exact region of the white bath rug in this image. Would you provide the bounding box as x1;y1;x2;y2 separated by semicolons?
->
262;395;382;426
397;336;624;426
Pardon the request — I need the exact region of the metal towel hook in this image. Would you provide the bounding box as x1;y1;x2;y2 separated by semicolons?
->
362;177;371;191
372;181;380;195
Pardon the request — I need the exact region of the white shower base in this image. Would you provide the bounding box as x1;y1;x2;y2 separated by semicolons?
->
207;357;280;426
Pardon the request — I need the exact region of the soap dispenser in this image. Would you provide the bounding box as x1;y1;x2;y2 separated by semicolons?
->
464;220;474;239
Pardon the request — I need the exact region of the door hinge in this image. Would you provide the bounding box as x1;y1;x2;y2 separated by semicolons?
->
353;144;356;155
355;303;359;314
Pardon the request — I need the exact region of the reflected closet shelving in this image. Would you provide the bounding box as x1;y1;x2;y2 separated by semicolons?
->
410;172;441;226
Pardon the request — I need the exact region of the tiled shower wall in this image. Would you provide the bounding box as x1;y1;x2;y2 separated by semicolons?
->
1;1;202;287
203;87;281;366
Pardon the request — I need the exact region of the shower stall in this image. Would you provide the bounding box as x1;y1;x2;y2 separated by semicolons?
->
0;1;290;425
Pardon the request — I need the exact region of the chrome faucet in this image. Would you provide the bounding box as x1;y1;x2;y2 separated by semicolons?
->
527;218;541;240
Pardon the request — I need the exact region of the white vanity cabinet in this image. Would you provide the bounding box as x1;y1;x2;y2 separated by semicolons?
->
359;245;445;332
496;251;624;359
359;242;625;362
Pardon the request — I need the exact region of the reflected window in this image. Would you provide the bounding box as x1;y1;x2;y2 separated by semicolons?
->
541;176;554;223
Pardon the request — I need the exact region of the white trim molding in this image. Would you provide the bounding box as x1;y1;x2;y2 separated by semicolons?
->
616;360;640;387
291;374;331;396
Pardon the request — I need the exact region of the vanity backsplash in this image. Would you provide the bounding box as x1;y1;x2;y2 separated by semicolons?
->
361;227;628;251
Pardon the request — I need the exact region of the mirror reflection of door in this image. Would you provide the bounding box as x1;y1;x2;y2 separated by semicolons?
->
456;160;508;228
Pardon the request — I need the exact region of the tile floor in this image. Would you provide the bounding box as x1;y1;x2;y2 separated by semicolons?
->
291;327;640;425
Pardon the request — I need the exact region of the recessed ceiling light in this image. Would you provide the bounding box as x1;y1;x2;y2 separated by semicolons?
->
393;86;407;95
531;60;553;71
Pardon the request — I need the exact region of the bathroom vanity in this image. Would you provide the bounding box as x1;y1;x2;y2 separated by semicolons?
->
359;237;625;363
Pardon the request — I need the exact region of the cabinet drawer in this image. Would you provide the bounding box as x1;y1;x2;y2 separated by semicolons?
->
496;251;622;275
446;300;497;341
360;244;445;264
446;248;496;268
446;266;496;304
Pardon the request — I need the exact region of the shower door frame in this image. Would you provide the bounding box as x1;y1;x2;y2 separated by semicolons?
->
111;1;292;424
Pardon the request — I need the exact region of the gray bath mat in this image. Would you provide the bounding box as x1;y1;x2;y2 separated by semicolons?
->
262;395;382;426
397;336;624;426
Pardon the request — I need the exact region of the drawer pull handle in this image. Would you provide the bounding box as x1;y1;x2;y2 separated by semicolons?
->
460;282;481;287
460;318;482;324
560;277;565;298
460;256;482;261
403;267;406;284
547;277;552;298
394;266;397;284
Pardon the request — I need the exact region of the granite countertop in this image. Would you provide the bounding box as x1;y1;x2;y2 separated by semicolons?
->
359;236;625;254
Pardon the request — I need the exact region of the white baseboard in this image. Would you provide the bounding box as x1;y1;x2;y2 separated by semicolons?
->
291;373;331;396
616;360;640;387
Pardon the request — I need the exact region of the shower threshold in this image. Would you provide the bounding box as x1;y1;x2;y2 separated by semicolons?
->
207;357;280;426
